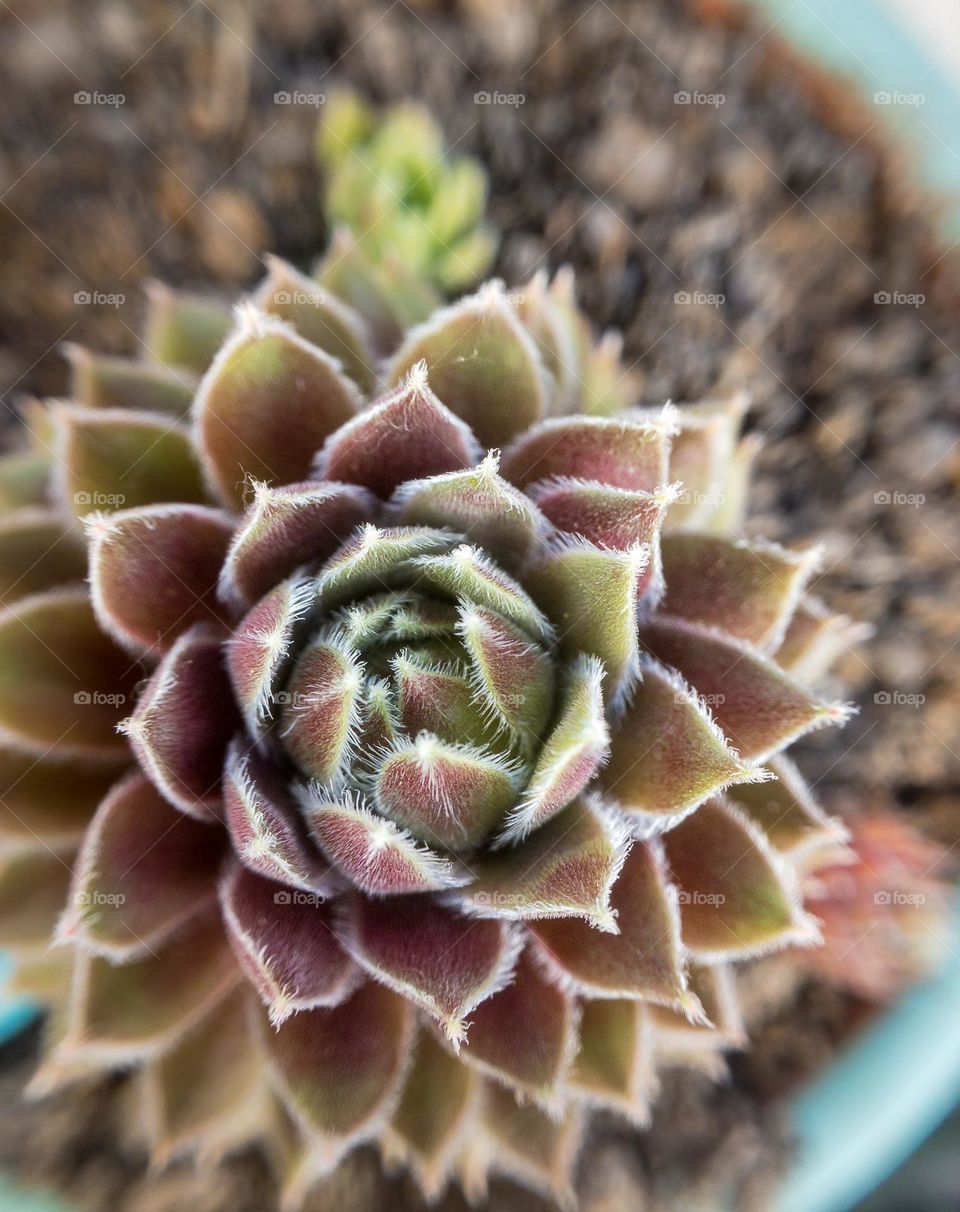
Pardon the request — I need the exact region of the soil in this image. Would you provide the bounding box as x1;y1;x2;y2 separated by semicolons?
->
0;0;958;1208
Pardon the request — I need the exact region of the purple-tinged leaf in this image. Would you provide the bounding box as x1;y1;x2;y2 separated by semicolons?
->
389;451;546;569
774;594;871;684
227;577;317;740
339;894;521;1044
193;307;360;510
59;771;223;960
372;733;523;851
651;394;747;530
391;650;492;747
218;480;376;611
223;742;335;893
457;945;578;1107
463;799;628;931
316;524;456;608
281;634;364;788
260;980;413;1168
120;625;239;819
529;842;695;1012
315;361;482;498
254;255;376;394
500;410;674;492
599;658;763;831
639;616;851;763
727;754;847;856
304;789;468;895
659;534;818;650
87;503;233;656
220;862;358;1025
530;476;677;552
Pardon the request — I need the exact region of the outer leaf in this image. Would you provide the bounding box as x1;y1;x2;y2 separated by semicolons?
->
52;910;240;1068
662;796;816;960
659;533;818;650
142;281;232;373
315;361;482;498
500;410;674;491
65;343;196;417
260;980;413;1170
529;843;695;1013
304;790;468;896
598;658;762;831
120;625;239;819
384;1029;478;1202
638;617;850;763
52;405;207;519
775;594;870;684
386;282;550;448
457;945;578;1108
0;509;86;605
193;307;360;510
567;998;654;1123
652;395;746;530
254;255;376;394
0;848;73;948
58;771;223;960
220;862;359;1025
338;894;521;1044
0;745;119;848
0;587;137;760
0;449;50;512
463;799;628;931
529;476;677;552
218;480;376;611
141;990;270;1165
727;754;846;856
87;504;233;655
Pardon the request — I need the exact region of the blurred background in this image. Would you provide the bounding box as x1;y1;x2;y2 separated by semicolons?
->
0;2;958;1211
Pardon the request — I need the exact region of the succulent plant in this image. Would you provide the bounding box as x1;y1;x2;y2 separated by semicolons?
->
0;251;860;1207
314;88;496;341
